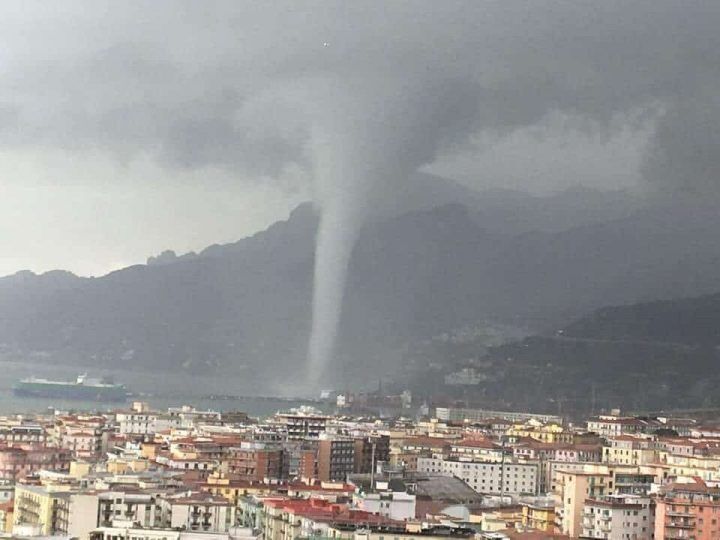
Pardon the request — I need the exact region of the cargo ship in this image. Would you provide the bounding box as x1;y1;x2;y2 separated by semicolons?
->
13;373;128;402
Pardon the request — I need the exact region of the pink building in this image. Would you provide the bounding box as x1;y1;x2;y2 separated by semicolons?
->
0;445;72;482
655;479;720;540
54;415;109;458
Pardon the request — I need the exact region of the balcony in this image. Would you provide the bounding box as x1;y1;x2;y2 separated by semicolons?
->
17;508;40;519
666;521;694;529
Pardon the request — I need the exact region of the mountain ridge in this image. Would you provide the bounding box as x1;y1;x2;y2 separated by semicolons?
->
1;186;719;391
406;290;720;415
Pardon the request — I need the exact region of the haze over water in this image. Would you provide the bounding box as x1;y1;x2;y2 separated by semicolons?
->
0;360;326;417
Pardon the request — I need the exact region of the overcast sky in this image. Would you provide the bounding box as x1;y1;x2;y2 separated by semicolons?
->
0;1;718;276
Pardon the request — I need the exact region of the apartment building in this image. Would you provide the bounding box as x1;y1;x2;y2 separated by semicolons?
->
603;436;658;465
275;409;329;440
354;479;416;521
317;436;355;482
512;442;602;493
417;456;539;495
167;492;235;532
116;411;181;435
154;455;217;481
54;415;110;458
167;406;223;429
554;467;612;537
89;525;261;540
12;484;73;536
0;422;47;447
224;442;283;481
612;468;661;496
97;491;161;528
353;435;390;474
654;479;720;540
350;526;475;540
435;407;561;424
260;497;391;540
519;497;555;533
0;445;71;481
448;438;503;462
663;452;720;483
401;436;454;454
581;494;653;540
587;417;656;438
507;421;573;444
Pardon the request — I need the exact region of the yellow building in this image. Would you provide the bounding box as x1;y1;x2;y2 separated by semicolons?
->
550;461;666;537
389;449;420;471
602;435;658;465
105;456;150;474
141;441;161;459
477;507;523;532
507;421;573;444
521;500;555;532
664;452;720;482
69;460;93;479
13;484;71;536
202;473;280;505
0;500;13;533
554;467;611;537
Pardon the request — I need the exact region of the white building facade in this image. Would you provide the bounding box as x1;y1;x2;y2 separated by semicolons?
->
417;456;539;495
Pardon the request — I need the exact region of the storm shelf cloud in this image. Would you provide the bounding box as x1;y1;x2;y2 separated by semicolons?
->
0;1;717;192
1;1;720;377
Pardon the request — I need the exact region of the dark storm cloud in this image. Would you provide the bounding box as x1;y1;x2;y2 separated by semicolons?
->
0;1;719;192
643;93;720;196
